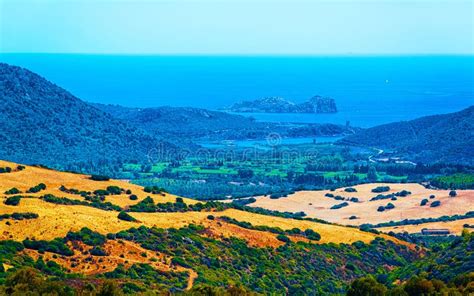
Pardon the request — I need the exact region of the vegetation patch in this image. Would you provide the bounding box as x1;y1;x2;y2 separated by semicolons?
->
0;212;38;221
26;183;46;193
66;227;106;246
4;195;22;206
371;186;390;193
4;188;21;195
23;238;74;256
430;173;474;189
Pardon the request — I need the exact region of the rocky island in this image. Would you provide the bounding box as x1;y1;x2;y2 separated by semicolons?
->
224;95;338;113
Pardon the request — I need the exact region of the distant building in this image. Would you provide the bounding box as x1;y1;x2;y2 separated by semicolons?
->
421;228;450;235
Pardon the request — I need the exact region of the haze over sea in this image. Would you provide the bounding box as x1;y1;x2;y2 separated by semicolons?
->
1;54;473;128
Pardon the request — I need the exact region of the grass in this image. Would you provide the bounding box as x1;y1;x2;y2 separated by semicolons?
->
0;160;398;247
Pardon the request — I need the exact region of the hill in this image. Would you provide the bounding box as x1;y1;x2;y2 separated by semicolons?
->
93;103;353;141
0;63;176;168
338;106;474;165
0;160;422;294
249;183;474;233
223;95;338;113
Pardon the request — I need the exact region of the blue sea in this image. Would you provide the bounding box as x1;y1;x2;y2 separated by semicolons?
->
1;54;473;128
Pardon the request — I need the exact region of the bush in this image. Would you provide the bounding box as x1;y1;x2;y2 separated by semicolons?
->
304;229;321;241
276;234;290;243
377;206;385;212
449;190;457;197
420;199;428;206
118;211;137;222
347;276;387;296
90;246;107;256
372;186;390;193
90;175;110;181
430;201;441;207
330;202;349;210
385;203;395;210
66;227;106;246
349;215;358;220
429;195;436;199
345;187;357;193
106;186;122;195
4;195;22;206
129;194;138;200
207;215;215;220
4;187;21;195
144;186;166;194
27;183;46;193
23;238;74;256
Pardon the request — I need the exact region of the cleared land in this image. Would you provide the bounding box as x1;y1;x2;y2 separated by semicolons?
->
250;183;474;227
378;218;474;235
0;160;402;247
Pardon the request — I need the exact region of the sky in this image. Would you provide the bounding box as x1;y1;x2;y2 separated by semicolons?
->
0;0;473;55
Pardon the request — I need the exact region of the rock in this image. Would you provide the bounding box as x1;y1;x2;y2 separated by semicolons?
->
225;95;337;113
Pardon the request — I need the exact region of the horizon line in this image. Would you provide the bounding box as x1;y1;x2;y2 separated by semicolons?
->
1;52;474;58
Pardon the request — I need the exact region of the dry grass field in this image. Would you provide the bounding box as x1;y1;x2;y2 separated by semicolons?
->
250;183;474;227
0;160;404;248
378;218;474;235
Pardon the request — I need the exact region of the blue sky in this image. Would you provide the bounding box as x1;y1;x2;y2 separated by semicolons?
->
1;0;473;55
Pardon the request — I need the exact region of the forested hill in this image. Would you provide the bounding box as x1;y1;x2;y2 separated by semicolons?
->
338;106;474;165
93;103;356;141
0;63;175;167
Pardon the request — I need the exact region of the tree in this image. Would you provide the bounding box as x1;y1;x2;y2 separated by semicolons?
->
347;276;387;296
367;166;378;182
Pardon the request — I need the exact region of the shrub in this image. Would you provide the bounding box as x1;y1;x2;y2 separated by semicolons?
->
106;186;122;195
349;215;358;220
118;211;137;222
420;199;428;206
4;195;22;206
345;187;357;193
449;190;457;197
377;206;385;212
4;187;21;195
94;189;109;196
90;175;110;181
330;202;349;210
23;238;74;256
207;215;215;220
304;229;321;241
144;186;166;194
347;276;387;296
372;186;390;193
430;201;441;207
66;227;106;246
176;197;184;203
429;195;436;199
90;246;107;256
385;203;395;210
276;234;290;243
27;183;46;193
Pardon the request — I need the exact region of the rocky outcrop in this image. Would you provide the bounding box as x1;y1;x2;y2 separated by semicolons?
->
225;96;337;113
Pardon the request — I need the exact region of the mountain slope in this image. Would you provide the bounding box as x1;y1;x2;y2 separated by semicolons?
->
338;106;474;164
0;160;419;294
0;63;175;167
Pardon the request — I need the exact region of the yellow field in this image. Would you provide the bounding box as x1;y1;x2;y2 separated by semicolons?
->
250;183;474;227
0;160;403;247
378;218;474;235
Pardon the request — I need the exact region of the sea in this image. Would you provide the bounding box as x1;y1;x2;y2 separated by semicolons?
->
1;54;473;128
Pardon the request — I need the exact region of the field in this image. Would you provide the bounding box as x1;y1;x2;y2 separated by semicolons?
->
0;160;405;245
378;218;474;235
249;183;474;228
